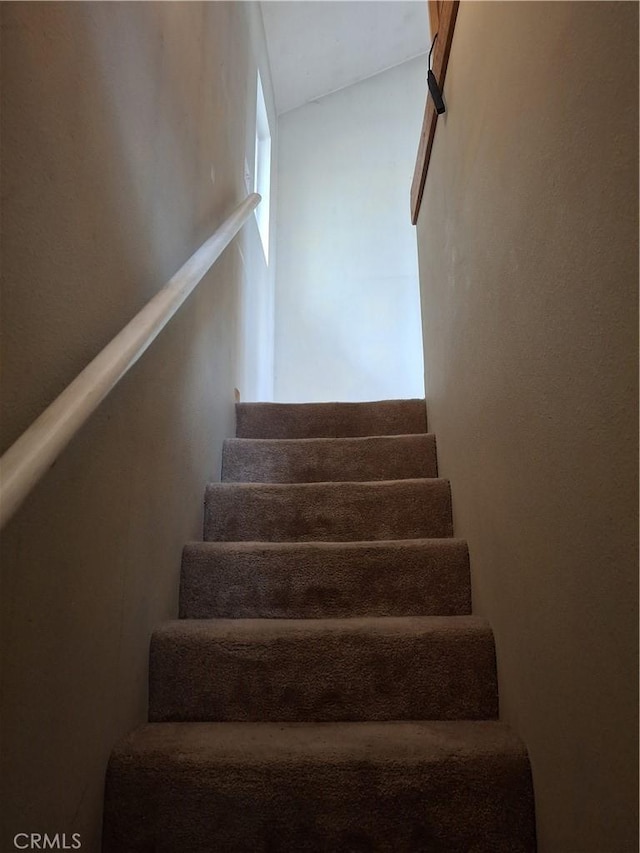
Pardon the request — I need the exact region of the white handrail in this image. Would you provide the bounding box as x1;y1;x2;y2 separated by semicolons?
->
0;193;261;530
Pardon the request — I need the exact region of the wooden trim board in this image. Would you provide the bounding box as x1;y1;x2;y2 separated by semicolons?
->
410;1;459;225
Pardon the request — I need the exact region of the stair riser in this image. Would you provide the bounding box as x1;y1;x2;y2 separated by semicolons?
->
235;398;427;439
103;724;535;853
204;479;453;542
104;772;535;853
222;435;438;483
149;622;497;722
180;541;471;618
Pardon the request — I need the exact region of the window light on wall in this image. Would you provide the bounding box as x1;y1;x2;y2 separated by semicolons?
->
254;70;271;263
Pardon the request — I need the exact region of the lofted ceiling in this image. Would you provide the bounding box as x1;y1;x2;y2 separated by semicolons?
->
261;1;430;115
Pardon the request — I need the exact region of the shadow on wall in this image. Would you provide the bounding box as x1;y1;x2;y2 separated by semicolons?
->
0;3;253;849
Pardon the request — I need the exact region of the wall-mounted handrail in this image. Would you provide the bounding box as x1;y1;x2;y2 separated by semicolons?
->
0;193;261;530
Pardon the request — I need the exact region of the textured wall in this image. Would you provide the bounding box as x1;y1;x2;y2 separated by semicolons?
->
416;3;638;851
0;3;273;848
274;58;426;403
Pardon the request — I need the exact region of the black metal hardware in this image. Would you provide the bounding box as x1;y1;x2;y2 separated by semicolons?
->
427;32;446;115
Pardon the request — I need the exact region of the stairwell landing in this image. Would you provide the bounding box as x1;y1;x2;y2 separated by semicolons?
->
103;398;536;852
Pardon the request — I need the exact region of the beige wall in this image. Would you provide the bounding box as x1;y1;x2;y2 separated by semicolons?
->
416;3;638;851
0;3;273;848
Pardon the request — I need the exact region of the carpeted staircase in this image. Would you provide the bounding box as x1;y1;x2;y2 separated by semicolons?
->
103;398;536;852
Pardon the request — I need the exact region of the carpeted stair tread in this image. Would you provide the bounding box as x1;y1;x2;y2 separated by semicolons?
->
235;398;427;438
103;720;536;853
204;478;453;542
148;615;497;722
180;538;470;618
222;434;438;482
103;397;535;850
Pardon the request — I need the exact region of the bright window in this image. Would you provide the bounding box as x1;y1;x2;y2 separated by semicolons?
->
254;71;271;263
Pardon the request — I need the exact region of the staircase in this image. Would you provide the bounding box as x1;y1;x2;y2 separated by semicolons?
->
103;399;536;852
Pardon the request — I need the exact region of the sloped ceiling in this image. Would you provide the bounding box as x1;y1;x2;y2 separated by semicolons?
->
261;1;430;115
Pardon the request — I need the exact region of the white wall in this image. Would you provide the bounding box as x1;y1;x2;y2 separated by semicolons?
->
274;57;426;403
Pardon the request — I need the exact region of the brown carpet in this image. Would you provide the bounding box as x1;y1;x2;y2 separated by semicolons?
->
148;615;498;723
179;539;471;618
204;479;453;542
103;398;536;852
235;398;428;438
222;434;438;483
